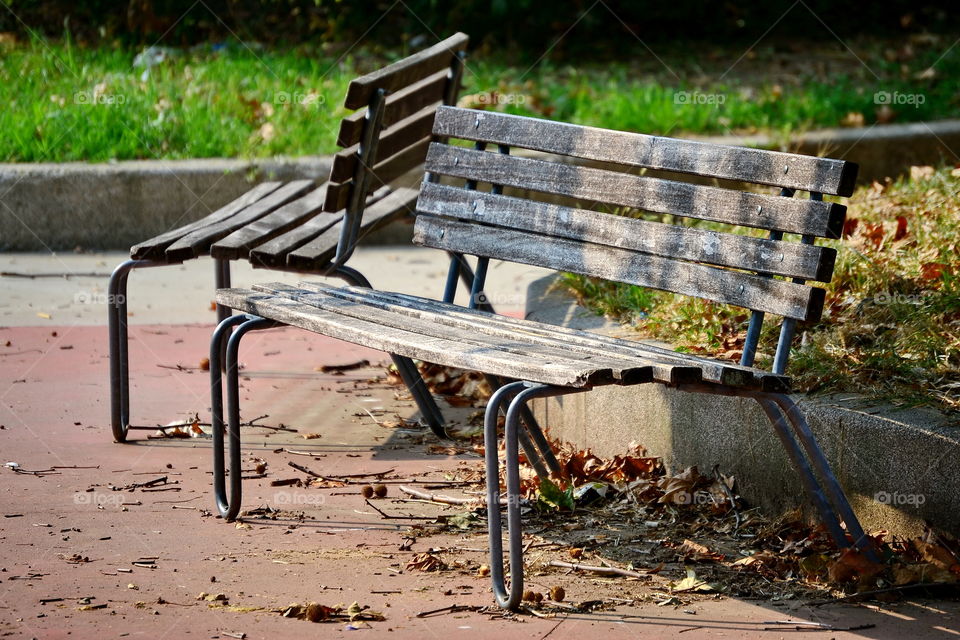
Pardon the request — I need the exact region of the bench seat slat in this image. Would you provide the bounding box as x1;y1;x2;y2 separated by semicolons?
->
293;281;789;392
163;180;316;262
337;69;449;148
425;144;846;239
433;106;858;197
210;185;329;261
130;182;283;261
287;187;419;271
418;183;836;282
414;216;825;322
216;288;622;388
253;282;659;385
344;33;468;110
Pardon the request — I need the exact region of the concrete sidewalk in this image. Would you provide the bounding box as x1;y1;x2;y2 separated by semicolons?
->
1;249;959;638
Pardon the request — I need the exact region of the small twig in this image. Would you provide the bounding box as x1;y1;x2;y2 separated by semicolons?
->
399;485;480;505
51;465;100;470
282;449;324;457
287;461;323;478
319;359;370;373
416;604;482;618
547;560;649;579
153;496;201;504
363;499;433;520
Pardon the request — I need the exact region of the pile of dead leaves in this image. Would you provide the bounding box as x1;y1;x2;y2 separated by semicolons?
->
386;362;491;407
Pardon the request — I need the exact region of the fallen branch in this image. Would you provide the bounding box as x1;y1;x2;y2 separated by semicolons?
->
363;499;433;521
318;359;370;373
416;604;483;618
547;560;650;579
399;485;481;505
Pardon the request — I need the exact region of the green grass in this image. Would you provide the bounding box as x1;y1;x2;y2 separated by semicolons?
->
563;168;960;412
1;35;959;161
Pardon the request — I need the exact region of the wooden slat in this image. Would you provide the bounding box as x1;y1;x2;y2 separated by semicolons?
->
293;281;790;391
130;182;282;260
432;106;859;197
337;69;449;148
414;217;826;322
417;183;836;282
323;137;431;213
331;104;439;183
288;187;419;271
216;287;616;388
344;34;468;110
164;180;316;262
248;213;342;270
425;144;847;239
254;282;656;385
278;281;695;385
210;185;329;261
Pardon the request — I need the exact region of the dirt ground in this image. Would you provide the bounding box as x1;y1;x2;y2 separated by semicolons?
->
1;323;958;639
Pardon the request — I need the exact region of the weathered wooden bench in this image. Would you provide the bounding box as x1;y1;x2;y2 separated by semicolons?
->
107;34;471;442
211;106;877;609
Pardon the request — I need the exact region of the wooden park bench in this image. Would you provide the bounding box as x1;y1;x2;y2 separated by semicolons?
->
210;106;876;609
107;34;472;442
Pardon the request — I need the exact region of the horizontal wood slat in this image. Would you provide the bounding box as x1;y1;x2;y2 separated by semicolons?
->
210;185;329;261
432;106;858;197
247;213;342;269
254;282;656;385
425;144;846;239
337;69;449;148
216;287;618;388
414;217;826;321
331;104;440;183
324;137;431;212
287;187;419;270
163;180;316;262
130;182;282;261
344;33;468;110
418;183;837;281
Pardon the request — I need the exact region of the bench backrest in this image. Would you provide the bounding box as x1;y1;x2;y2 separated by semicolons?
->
323;33;469;266
414;106;858;374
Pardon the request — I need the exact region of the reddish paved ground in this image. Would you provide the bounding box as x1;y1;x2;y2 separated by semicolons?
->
1;323;958;639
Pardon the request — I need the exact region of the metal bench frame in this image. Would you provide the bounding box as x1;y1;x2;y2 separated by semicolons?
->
108;35;473;443
209;106;877;610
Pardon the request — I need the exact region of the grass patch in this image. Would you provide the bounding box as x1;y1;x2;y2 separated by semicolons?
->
563;167;960;412
1;36;959;161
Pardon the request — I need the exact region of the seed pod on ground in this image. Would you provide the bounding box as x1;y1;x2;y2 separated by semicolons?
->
361;485;374;498
522;589;536;602
373;484;387;498
550;586;565;602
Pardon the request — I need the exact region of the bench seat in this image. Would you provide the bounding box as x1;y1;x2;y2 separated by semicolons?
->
216;280;792;392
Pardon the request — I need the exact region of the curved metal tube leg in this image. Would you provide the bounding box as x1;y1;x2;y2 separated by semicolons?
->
332;265;448;438
484;374;559;478
108;258;168;442
754;397;850;549
214;259;233;373
490;383;586;610
211;315;279;520
210;314;253;521
771;395;876;559
484;381;528;609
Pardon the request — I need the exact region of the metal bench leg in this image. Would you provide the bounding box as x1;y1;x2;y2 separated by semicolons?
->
484;374;561;479
332;264;448;438
214;259;233;373
753;396;851;550
108;258;169;442
484;381;528;610
487;382;586;610
770;395;876;559
210;314;279;520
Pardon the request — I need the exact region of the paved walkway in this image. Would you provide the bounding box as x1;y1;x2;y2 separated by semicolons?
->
1;250;958;639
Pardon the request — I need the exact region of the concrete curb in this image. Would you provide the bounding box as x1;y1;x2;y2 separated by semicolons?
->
0;156;332;251
525;274;960;538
